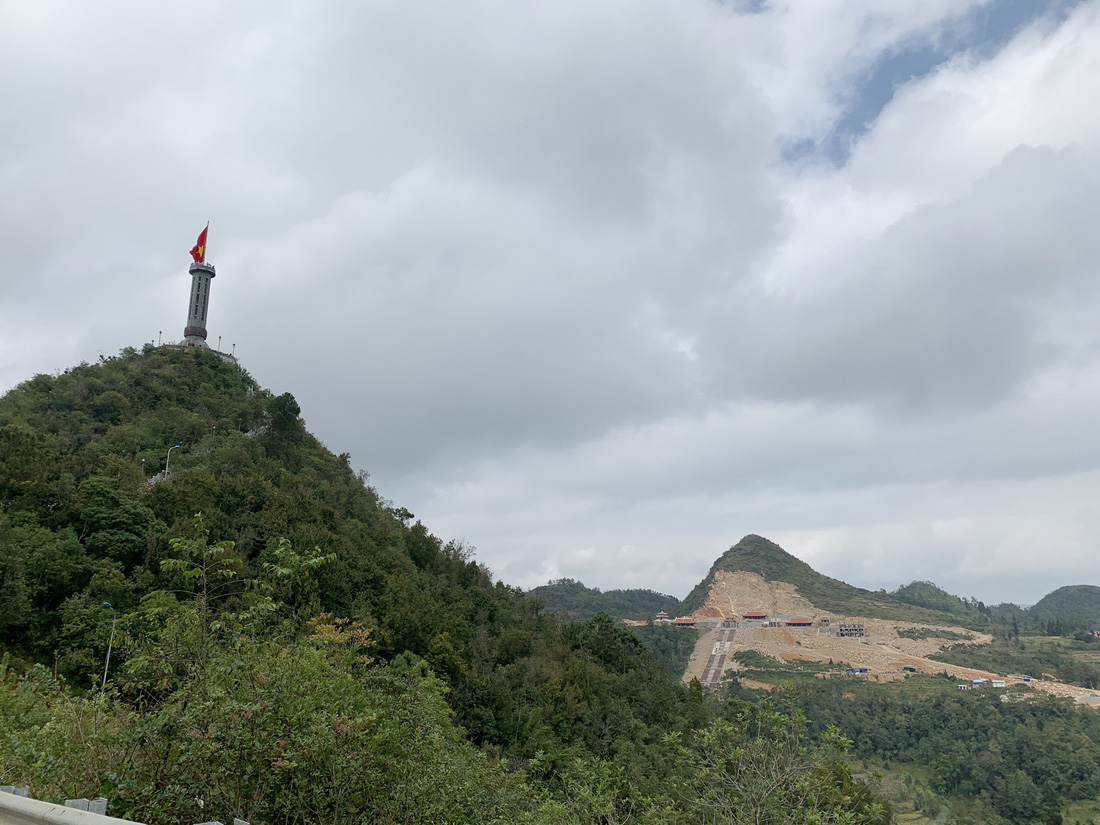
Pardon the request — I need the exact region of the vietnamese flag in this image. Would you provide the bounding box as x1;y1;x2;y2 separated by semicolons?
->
190;225;208;263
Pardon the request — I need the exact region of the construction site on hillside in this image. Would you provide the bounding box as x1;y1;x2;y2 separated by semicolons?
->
668;570;1100;706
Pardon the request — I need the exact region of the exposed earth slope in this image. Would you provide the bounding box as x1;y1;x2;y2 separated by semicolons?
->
678;537;1100;704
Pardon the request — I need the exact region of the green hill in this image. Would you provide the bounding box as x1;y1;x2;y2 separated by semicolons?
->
530;578;679;621
989;601;1029;625
1027;585;1100;632
0;345;686;693
0;346;890;824
889;580;990;624
678;534;982;626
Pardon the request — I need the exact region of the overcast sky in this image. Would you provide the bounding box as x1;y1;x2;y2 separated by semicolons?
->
3;0;1099;605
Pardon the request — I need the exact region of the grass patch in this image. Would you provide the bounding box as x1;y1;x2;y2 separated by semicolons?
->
732;650;830;673
1063;797;1100;824
816;673;964;703
732;649;787;669
895;626;974;641
930;634;1100;688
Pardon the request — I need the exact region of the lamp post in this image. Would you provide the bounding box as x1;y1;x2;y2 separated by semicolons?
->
165;444;181;476
101;602;116;690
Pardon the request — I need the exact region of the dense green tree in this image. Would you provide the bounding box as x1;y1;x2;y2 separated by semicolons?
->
692;696;888;825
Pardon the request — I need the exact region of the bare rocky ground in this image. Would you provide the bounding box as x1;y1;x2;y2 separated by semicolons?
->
680;571;1099;704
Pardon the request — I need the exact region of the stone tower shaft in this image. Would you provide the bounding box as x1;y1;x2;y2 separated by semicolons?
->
183;261;216;346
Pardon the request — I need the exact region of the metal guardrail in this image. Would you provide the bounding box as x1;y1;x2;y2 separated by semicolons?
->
0;788;248;825
62;802;108;817
0;790;140;825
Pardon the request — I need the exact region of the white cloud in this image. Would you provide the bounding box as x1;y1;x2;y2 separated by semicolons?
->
3;1;1100;606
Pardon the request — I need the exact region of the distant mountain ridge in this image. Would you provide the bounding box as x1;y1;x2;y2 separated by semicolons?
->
530;578;679;622
538;536;1099;634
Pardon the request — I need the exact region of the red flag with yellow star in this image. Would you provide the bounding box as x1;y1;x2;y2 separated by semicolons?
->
190;225;208;263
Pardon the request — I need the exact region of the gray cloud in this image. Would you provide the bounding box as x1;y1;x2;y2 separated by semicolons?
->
721;145;1100;412
4;1;1100;606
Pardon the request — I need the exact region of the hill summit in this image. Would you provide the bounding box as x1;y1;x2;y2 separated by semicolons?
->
678;534;976;626
1027;585;1100;632
529;578;679;622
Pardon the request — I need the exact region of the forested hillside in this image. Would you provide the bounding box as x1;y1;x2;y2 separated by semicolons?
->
987;586;1100;637
798;677;1100;824
0;347;888;825
889;581;991;624
1027;585;1100;634
530;577;679;621
721;649;1100;824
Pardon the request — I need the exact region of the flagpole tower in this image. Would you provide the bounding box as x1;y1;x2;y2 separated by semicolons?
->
182;225;215;348
182;260;216;347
